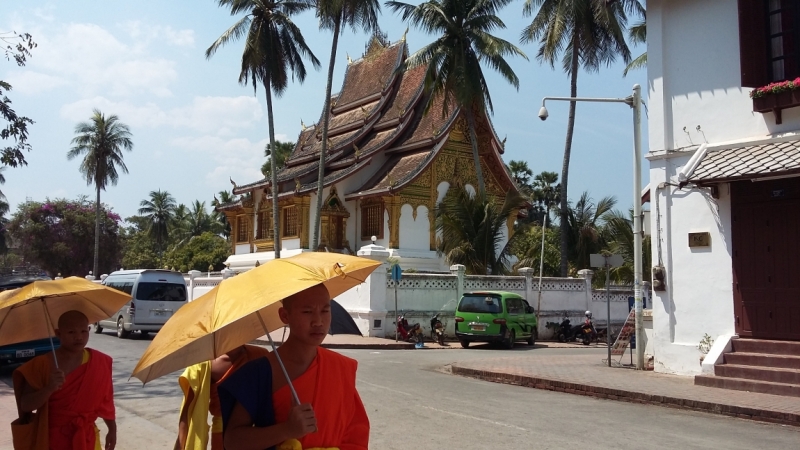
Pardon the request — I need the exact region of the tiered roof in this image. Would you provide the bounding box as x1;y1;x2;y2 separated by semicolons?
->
231;36;514;200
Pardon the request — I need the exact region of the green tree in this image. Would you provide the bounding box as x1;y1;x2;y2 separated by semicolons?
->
312;0;381;251
435;186;525;275
211;190;237;239
511;223;560;276
623;9;646;77
173;201;221;247
138;189;176;256
388;0;526;198
521;0;635;276
261;140;295;176
120;229;160;270
530;170;559;223
597;208;651;286
507;160;533;193
67;109;133;278
163;232;230;273
8;198;122;276
208;0;320;259
566;191;616;274
1;31;36;168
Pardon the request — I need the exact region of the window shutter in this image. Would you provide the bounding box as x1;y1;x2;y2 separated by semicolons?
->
739;0;769;87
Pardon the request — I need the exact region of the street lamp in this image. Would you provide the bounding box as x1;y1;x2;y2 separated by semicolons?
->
539;84;644;370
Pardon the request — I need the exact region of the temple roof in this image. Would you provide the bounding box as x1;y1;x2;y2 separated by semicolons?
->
230;36;516;201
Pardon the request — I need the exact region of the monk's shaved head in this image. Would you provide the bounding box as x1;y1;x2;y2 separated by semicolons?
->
57;310;89;330
281;284;330;311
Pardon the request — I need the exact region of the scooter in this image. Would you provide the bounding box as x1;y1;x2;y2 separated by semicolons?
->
396;312;423;343
430;313;446;346
556;316;597;345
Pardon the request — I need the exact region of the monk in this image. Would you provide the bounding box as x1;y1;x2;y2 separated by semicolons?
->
218;284;369;450
175;344;270;450
12;310;116;450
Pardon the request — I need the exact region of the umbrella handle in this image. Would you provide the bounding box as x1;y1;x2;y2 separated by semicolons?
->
41;300;59;369
257;313;300;406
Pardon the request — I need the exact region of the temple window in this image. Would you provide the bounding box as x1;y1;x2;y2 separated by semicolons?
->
256;210;270;240
282;205;299;238
361;201;384;240
236;215;248;243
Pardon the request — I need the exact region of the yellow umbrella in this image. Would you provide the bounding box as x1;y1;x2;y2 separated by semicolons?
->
0;277;132;366
131;252;381;386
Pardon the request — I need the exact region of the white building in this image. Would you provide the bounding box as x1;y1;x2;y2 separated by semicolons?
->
647;0;800;385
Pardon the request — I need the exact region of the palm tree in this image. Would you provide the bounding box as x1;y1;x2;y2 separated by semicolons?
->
171;201;221;247
435;186;525;275
521;0;635;276
600;208;651;286
530;170;559;223
507;160;533;192
261;140;295;176
566;191;616;273
623;8;646;77
208;0;320;259
138;190;177;257
388;0;527;198
211;190;237;239
311;0;381;251
67;109;133;276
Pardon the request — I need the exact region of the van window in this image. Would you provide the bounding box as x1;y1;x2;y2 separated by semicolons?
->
135;283;187;302
458;294;502;314
507;298;524;315
106;282;134;295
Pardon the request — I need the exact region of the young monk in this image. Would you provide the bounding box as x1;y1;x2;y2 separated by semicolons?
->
175;344;270;450
13;310;116;450
218;284;369;450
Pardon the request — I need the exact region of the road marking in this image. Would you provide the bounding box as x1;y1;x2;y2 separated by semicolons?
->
358;380;413;396
420;406;527;431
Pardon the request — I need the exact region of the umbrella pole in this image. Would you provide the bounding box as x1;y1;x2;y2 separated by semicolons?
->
257;313;300;406
41;300;59;369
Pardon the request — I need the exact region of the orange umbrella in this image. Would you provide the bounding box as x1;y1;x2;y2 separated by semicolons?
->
131;252;380;386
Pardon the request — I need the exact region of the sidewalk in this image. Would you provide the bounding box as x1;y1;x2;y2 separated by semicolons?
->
0;379;15;449
450;352;800;427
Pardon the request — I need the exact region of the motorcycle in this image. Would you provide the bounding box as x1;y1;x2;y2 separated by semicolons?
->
556;316;597;345
396;312;423;343
429;313;446;346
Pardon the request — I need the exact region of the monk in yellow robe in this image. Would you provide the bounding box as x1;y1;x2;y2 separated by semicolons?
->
218;285;369;450
175;344;270;450
13;310;116;450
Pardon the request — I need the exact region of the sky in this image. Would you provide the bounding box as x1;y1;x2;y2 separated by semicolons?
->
1;1;648;221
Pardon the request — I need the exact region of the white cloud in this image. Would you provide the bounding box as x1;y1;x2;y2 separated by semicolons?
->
4;70;68;95
18;23;179;98
120;21;195;48
59;95;264;133
171;135;267;186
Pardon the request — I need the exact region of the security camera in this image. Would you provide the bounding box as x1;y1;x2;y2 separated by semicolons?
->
538;106;548;121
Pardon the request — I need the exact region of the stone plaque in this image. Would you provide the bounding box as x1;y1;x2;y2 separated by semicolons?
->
688;232;711;248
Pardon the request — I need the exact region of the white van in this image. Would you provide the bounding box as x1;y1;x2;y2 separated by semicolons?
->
96;269;187;338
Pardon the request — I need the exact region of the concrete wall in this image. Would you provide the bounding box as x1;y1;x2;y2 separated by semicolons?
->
648;0;800;154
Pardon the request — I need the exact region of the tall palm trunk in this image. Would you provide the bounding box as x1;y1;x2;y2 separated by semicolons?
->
265;81;281;259
465;109;487;197
559;34;580;277
94;184;101;278
312;14;342;251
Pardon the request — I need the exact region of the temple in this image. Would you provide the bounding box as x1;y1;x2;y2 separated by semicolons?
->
218;34;520;271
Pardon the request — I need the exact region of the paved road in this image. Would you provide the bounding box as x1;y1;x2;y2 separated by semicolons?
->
3;332;798;450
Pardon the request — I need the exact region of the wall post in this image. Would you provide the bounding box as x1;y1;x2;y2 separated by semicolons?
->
518;267;535;303
450;264;466;303
578;269;594;312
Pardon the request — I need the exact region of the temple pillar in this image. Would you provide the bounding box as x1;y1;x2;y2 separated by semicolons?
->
382;195;402;249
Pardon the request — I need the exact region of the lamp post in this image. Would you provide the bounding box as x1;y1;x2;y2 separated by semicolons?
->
539;84;644;370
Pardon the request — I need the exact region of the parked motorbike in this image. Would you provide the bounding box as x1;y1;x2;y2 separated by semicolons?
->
430;313;446;346
396;312;423;343
556;312;597;345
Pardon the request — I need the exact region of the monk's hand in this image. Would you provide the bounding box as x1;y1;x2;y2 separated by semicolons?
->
105;427;117;450
287;403;317;438
47;368;65;392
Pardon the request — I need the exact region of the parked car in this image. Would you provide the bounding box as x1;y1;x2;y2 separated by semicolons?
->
454;291;537;349
0;267;60;367
95;269;188;339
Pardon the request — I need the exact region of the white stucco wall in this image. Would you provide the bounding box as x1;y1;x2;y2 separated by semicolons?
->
399;204;430;251
648;0;800;154
648;152;736;374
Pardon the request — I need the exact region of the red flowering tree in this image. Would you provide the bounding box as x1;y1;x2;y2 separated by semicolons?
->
8;197;122;276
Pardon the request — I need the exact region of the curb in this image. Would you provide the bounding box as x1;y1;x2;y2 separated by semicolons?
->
450;366;800;427
250;339;415;350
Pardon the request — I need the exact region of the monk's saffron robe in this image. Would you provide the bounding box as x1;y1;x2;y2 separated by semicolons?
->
218;347;369;450
13;348;115;450
178;345;271;450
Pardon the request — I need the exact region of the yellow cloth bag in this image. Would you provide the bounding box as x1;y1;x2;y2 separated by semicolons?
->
178;361;213;450
277;439;338;450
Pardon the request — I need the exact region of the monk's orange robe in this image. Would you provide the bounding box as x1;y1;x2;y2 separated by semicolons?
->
13;348;115;450
273;348;369;450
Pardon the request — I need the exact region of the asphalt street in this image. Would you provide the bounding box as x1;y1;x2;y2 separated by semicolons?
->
3;331;799;450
